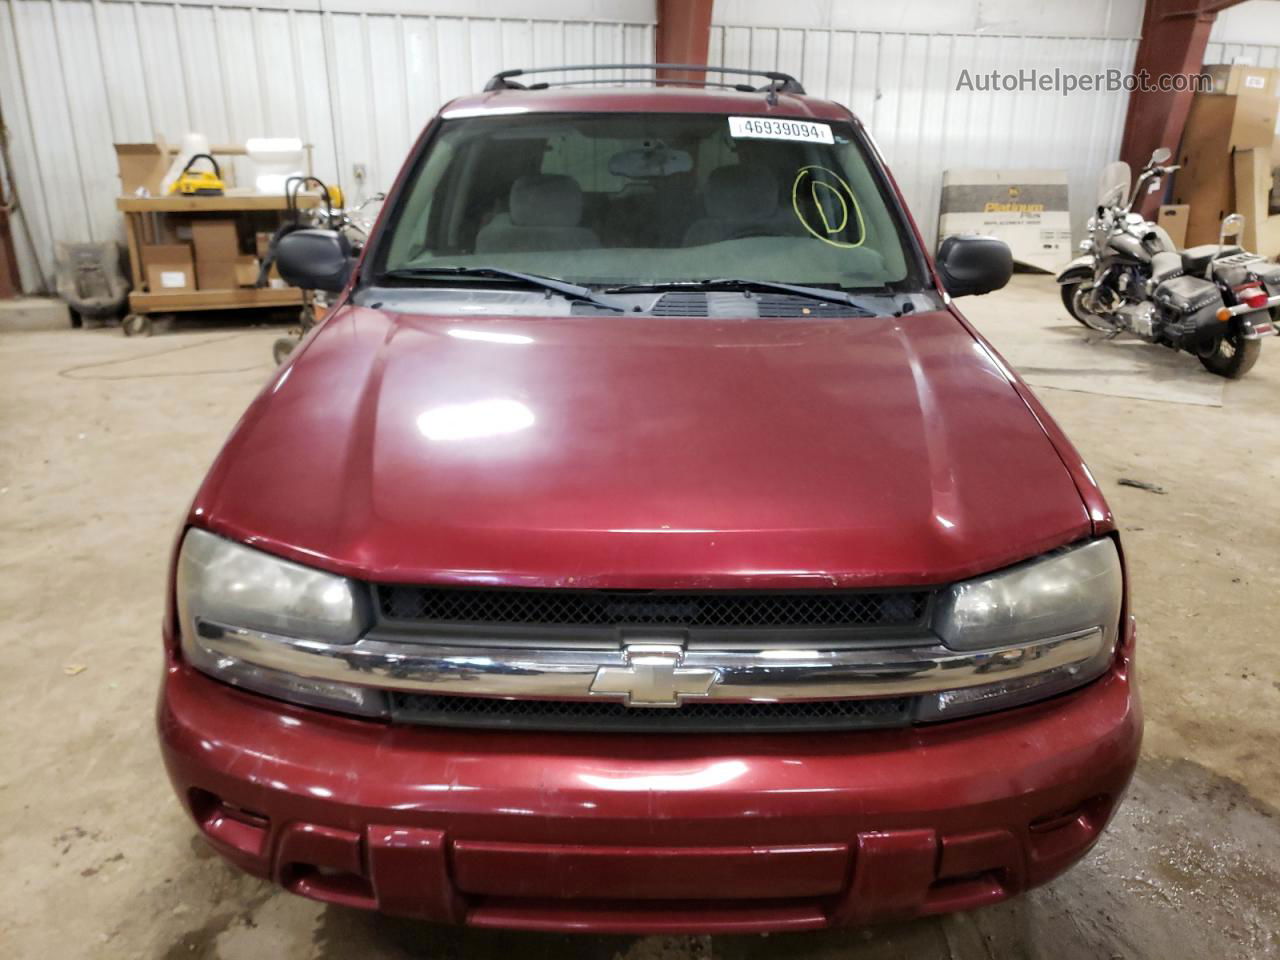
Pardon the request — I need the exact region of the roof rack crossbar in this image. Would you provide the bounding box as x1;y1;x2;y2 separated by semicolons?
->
516;78;762;92
483;63;805;96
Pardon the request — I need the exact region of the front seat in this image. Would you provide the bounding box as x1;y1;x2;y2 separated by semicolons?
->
683;165;786;246
474;174;601;253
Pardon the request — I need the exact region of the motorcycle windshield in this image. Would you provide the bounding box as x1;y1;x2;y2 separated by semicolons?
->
1097;161;1131;209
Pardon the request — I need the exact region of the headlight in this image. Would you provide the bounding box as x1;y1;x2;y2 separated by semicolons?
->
919;538;1123;720
176;528;387;716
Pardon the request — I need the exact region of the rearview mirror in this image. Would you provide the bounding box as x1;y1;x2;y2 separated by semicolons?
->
608;141;693;179
275;229;355;293
1150;146;1172;165
936;235;1013;297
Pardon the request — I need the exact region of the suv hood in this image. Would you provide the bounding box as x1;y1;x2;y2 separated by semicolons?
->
196;306;1090;589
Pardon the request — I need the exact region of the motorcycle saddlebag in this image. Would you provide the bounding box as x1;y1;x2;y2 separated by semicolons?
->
1152;274;1226;342
1250;259;1280;298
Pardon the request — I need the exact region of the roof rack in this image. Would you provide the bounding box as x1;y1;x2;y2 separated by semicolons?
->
483;64;806;103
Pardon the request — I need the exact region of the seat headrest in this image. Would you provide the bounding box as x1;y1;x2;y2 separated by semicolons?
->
509;174;584;227
705;165;778;220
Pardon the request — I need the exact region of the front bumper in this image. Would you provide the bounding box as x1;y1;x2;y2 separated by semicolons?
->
157;626;1140;934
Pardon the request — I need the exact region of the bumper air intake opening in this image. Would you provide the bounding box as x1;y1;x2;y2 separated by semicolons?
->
281;863;377;910
188;788;270;859
466;896;830;934
923;870;1010;914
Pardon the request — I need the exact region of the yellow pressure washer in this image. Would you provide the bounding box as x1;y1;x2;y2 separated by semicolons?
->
168;153;226;196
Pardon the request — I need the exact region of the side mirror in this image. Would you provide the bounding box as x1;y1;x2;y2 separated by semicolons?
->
275;229;355;293
1150;146;1172;165
936;235;1013;297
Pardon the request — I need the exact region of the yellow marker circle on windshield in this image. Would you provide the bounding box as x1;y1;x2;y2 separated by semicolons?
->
792;166;864;248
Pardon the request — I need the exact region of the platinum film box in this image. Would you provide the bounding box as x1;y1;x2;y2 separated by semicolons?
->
939;169;1071;272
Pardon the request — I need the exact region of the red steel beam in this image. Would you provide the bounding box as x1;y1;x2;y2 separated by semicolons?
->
1120;0;1244;215
0;207;18;299
655;0;714;86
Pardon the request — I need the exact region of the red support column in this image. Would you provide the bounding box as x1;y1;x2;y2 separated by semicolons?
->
0;207;19;299
1120;0;1244;214
655;0;714;86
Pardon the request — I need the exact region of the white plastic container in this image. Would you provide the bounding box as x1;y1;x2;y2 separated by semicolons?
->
245;137;306;195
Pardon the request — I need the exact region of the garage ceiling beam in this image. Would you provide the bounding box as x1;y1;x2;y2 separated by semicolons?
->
655;0;714;85
1119;0;1245;214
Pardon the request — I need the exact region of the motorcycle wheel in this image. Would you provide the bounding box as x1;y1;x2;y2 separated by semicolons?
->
272;337;297;365
1061;281;1121;334
122;313;153;337
1196;329;1260;379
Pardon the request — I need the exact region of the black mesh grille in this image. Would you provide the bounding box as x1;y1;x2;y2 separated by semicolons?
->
390;692;913;732
376;586;928;628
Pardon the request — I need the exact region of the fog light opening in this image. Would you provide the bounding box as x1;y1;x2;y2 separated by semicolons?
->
1029;793;1109;834
1027;794;1114;866
188;788;271;858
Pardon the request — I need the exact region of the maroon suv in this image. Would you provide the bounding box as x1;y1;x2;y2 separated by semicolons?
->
158;66;1140;934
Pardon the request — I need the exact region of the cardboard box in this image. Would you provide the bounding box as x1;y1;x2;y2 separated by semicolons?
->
191;219;240;262
1233;148;1272;249
142;244;195;292
937;168;1072;272
234;255;260;287
1258;215;1280;258
195;260;238;290
115;142;170;197
1157;205;1189;249
1203;64;1279;99
1183;93;1278;153
1173;93;1280;244
1172;168;1232;246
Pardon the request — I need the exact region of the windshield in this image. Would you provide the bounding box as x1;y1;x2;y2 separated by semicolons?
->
1097;161;1131;209
373;112;923;291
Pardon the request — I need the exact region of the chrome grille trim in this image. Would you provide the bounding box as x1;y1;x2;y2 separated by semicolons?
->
189;621;1106;705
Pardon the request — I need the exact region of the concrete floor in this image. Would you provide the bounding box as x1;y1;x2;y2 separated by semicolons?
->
1;276;1278;959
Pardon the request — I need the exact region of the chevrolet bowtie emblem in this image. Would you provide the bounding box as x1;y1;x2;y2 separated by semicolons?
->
589;642;718;708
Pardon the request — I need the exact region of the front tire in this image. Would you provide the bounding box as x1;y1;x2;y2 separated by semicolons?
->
1197;329;1260;379
1061;280;1120;333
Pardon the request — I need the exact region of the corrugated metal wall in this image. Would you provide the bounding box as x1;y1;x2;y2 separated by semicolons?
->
1206;0;1280;65
1204;41;1280;70
708;22;1139;250
8;0;1276;296
0;0;654;293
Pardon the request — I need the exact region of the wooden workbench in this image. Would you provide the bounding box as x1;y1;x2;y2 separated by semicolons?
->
116;193;320;326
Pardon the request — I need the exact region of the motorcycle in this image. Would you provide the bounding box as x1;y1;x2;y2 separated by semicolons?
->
1056;147;1279;378
263;179;385;364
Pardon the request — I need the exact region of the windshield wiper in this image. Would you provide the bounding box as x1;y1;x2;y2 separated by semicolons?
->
604;278;881;316
381;266;628;313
